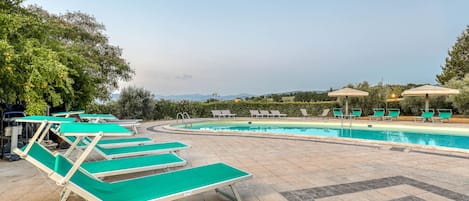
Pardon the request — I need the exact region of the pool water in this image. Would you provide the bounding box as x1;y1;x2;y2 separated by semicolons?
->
178;122;469;150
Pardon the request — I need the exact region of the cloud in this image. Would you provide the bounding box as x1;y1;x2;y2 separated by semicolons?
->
175;74;193;80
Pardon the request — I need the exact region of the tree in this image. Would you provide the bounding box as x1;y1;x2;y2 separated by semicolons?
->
345;81;387;115
437;25;469;84
0;1;133;114
118;87;154;120
271;94;283;102
0;1;74;114
294;92;312;102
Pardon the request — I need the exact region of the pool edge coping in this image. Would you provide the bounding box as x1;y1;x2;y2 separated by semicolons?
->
161;120;469;157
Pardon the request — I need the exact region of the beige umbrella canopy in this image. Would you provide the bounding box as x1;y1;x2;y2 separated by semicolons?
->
401;85;459;112
328;88;369;114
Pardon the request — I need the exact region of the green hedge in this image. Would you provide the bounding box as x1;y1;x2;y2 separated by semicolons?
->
153;101;338;119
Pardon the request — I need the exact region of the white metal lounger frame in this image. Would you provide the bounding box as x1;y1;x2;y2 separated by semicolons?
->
15;118;74;157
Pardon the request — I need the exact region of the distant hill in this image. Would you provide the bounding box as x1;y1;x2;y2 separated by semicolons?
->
110;90;331;102
155;93;255;101
111;93;255;102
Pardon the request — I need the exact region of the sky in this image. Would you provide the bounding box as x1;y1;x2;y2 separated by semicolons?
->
25;0;469;96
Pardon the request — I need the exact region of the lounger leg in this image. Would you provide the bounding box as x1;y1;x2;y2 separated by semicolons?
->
21;121;47;157
215;185;243;201
230;185;242;201
38;124;52;143
64;136;83;157
59;133;103;185
59;188;71;201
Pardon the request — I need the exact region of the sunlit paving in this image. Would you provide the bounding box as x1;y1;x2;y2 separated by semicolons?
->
2;1;469;201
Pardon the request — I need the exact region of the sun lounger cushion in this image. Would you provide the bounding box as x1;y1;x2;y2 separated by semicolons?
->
96;142;188;156
82;153;185;176
65;136;152;146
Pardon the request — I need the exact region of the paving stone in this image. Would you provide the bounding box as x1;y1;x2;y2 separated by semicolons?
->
388;195;426;201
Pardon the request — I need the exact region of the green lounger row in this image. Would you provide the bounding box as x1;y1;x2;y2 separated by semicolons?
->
15;142;251;201
416;109;453;123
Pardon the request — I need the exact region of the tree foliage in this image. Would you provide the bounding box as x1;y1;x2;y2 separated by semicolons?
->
0;1;133;114
293;92;331;102
437;25;469;84
118;87;154;120
446;74;469;115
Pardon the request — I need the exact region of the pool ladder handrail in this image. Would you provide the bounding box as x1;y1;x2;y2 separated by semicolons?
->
176;112;192;128
340;113;353;129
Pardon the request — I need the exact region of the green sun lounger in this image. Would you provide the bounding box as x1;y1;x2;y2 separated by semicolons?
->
415;109;434;122
369;108;385;120
15;142;251;201
59;123;190;159
64;135;153;148
92;141;189;159
79;113;142;133
52;110;86;118
16;142;186;178
351;108;362;118
433;109;452;123
384;108;400;121
79;113;117;123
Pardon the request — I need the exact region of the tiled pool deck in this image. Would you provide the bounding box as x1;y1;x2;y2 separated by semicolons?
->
2;118;469;201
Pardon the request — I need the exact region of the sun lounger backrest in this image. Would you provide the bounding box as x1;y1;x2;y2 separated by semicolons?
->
421;111;434;118
388;109;400;117
437;109;452;119
19;142;107;196
300;109;308;116
351;108;362;116
373;108;385;117
320;109;330;116
260;110;270;115
333;108;343;116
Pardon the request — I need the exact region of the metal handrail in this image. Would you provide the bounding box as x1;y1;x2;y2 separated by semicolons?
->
176;112;192;128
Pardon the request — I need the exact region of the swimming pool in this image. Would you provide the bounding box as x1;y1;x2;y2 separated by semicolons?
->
175;121;469;151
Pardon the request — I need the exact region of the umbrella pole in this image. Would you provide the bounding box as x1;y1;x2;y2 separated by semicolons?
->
345;96;349;115
425;94;429;112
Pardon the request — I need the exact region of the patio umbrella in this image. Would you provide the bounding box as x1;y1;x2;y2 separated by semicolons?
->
328;88;369;115
401;85;459;112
